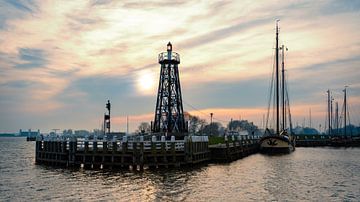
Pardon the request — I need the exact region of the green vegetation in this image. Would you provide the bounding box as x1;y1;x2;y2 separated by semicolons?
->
208;136;237;145
208;136;225;145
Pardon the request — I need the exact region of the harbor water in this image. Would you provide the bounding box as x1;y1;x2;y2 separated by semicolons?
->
0;137;359;201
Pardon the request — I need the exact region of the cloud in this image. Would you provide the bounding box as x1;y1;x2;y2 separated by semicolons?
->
183;77;269;110
0;0;37;29
15;48;48;69
90;0;113;7
320;0;360;15
179;18;270;49
1;80;35;88
122;0;189;9
0;0;359;132
3;0;36;13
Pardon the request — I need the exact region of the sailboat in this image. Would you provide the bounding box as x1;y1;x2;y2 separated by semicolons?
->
259;21;296;154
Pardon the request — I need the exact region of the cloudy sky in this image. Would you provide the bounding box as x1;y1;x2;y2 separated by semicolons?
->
0;0;359;133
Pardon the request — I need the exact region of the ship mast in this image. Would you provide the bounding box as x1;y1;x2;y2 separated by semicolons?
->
344;86;347;136
331;96;334;134
327;90;331;135
276;21;280;135
335;102;339;134
281;44;286;132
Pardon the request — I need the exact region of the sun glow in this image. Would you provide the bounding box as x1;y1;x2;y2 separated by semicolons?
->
136;70;156;95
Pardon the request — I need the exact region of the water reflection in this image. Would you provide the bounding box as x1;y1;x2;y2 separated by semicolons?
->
1;138;359;201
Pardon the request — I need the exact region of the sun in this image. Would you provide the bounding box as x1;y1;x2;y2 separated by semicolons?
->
136;70;156;95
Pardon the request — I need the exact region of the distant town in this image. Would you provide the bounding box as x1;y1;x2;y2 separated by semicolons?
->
2;117;359;139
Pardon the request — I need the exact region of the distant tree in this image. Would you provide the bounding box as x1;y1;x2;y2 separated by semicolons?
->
138;122;151;133
200;122;223;136
228;120;258;133
227;120;264;136
188;115;207;134
62;129;73;135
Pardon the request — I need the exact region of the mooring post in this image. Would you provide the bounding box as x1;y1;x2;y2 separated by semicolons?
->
151;135;157;168
62;139;66;153
103;141;108;153
132;142;138;170
225;135;230;161
92;138;98;168
188;136;193;163
112;141;117;153
93;139;98;153
171;135;176;165
112;137;117;165
35;136;41;164
84;140;89;153
121;136;127;168
161;135;167;167
102;140;108;168
139;136;144;171
204;136;209;159
68;136;77;167
232;135;236;147
55;140;60;164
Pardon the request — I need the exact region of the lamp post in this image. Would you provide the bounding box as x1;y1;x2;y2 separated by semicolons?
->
210;113;213;136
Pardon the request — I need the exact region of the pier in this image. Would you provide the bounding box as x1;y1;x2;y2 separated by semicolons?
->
35;135;260;169
209;135;259;162
295;135;360;147
35;135;210;170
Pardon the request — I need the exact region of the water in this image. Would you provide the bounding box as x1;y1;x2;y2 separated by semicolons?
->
0;137;359;201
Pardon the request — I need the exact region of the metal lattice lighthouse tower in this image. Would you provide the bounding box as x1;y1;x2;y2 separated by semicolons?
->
153;42;187;134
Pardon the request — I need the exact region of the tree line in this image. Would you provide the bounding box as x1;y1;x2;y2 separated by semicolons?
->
136;113;260;136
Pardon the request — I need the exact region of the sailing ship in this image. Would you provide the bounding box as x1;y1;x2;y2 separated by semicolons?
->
259;21;296;153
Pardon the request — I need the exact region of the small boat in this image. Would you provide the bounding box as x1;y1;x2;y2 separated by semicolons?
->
260;130;295;153
259;21;295;154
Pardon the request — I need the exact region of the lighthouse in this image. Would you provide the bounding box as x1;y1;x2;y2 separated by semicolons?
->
152;42;187;134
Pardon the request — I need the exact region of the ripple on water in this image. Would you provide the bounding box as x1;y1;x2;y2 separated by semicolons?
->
0;138;360;201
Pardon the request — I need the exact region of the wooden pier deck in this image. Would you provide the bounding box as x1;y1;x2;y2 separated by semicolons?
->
35;135;261;169
295;135;360;147
35;135;210;170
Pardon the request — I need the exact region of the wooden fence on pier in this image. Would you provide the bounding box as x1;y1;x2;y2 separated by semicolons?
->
209;135;259;162
35;135;262;170
294;135;360;147
35;135;209;170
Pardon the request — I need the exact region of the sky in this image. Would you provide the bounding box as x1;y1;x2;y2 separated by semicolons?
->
0;0;360;133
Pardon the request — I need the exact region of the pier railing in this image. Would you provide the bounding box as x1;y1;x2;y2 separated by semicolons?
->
74;140;187;152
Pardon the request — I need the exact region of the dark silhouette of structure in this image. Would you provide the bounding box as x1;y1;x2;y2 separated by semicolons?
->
104;100;111;134
152;42;187;134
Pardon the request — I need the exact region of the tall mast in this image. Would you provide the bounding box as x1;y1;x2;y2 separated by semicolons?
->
309;108;312;128
330;96;333;134
327;90;331;135
281;45;285;132
335;102;339;134
344;86;347;136
262;114;265;129
276;21;280;135
126;115;129;134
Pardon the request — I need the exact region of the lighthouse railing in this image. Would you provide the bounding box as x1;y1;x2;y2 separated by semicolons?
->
158;52;180;63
